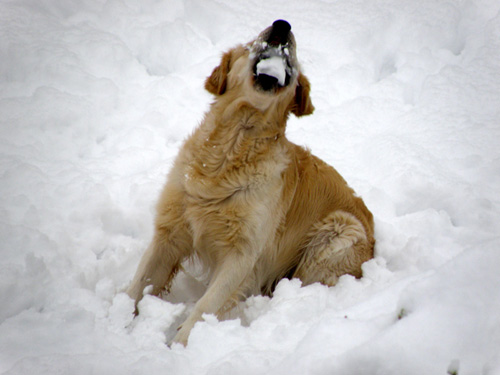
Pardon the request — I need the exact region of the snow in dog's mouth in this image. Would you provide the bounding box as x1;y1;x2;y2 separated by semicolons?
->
252;43;295;91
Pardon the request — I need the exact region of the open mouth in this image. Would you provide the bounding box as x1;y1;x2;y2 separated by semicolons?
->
252;20;296;92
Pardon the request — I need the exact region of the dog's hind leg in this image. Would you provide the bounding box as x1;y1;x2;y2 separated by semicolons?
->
293;210;374;286
127;193;192;309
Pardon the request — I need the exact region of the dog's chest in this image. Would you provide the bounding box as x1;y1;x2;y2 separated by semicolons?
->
182;138;285;203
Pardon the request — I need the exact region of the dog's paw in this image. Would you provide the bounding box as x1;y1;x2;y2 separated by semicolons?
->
171;325;190;347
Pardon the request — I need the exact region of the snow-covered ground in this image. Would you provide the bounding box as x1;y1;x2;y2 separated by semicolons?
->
1;0;500;374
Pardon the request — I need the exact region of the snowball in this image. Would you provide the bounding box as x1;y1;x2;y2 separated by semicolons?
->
256;55;287;86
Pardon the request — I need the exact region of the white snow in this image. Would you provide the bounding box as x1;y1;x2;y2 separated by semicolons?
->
1;1;500;374
256;55;287;85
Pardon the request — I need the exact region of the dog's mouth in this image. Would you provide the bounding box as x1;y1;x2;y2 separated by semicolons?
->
251;20;297;92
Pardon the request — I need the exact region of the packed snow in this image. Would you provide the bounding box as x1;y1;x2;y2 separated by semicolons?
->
1;0;500;374
256;55;287;86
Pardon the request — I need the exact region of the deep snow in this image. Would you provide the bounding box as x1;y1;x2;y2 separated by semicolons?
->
1;0;500;374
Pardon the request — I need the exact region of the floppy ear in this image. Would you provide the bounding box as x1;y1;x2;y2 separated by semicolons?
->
292;72;314;117
205;50;232;96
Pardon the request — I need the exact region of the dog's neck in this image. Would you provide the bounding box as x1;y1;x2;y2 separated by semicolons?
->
219;94;292;134
186;98;289;180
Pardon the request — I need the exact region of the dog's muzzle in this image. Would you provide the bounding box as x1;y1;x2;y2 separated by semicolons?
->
252;20;297;92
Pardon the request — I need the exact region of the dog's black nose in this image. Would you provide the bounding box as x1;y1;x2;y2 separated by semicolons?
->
268;19;291;46
273;20;291;34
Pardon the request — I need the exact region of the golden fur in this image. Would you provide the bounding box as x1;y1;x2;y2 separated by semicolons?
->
127;21;375;345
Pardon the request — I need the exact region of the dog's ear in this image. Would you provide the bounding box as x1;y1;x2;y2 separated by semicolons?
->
205;50;232;96
292;73;314;117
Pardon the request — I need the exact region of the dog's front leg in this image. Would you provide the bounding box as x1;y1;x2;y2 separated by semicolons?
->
172;253;257;346
127;189;192;309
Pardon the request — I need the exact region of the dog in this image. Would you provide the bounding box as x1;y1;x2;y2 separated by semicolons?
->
127;20;375;346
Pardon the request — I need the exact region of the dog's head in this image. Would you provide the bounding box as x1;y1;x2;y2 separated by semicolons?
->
205;20;314;117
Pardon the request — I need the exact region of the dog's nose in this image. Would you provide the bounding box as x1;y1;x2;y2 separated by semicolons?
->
268;19;291;46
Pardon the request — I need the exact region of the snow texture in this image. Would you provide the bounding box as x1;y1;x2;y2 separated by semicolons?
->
1;0;500;374
256;55;287;85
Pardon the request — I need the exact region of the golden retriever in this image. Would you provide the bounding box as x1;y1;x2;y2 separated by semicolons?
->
127;20;375;346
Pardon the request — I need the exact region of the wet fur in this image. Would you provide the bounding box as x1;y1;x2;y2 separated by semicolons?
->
127;30;374;346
